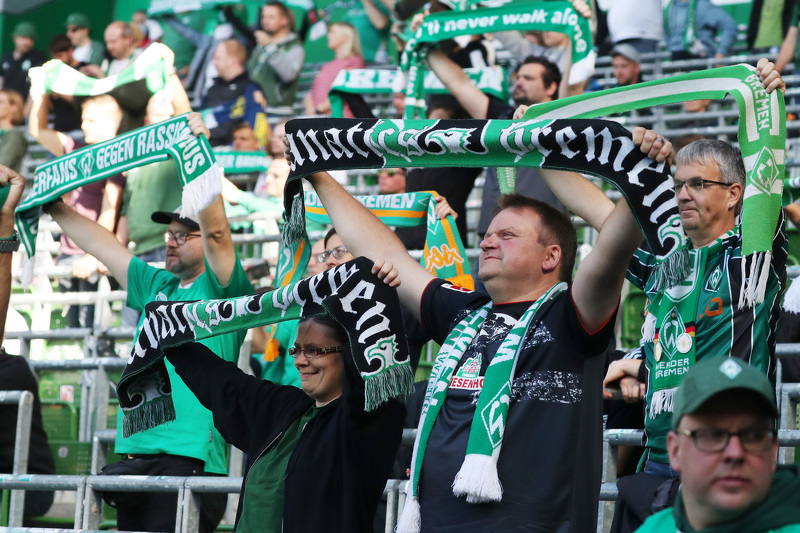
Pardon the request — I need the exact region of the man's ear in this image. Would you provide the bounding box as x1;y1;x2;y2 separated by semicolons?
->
727;182;743;211
667;431;682;473
541;244;561;274
546;82;558;99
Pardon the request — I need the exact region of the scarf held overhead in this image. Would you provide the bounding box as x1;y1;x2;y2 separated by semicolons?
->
399;1;594;118
119;257;413;437
518;63;786;308
15;113;220;260
283;116;680;282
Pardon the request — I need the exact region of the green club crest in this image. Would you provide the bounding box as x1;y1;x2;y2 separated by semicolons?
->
750;147;780;195
480;383;511;448
79;152;94;178
363;335;398;375
705;265;723;292
659;307;686;360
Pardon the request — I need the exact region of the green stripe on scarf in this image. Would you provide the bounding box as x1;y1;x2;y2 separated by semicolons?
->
328;67;509;118
399;1;594;118
29;44;170;98
213;151;269;174
519;63;786;308
15;113;220;261
119;257;413;436
397;282;567;532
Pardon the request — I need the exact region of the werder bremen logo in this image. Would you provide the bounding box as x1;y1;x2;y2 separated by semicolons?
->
659;307;686;360
481;384;511;448
751;147;780;195
705;266;723;292
78;152;94;177
364;335;398;373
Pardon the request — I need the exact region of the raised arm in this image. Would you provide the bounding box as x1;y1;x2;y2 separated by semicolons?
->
570;129;669;331
28;91;68;157
427;48;489;119
306;170;433;319
187;113;238;287
0;166;25;341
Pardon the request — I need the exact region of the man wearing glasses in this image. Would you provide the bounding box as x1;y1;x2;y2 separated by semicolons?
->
636;357;800;532
604;63;789;532
44;113;253;533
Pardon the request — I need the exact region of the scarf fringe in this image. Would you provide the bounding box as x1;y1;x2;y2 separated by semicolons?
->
363;364;414;411
650;248;692;293
739;251;770;309
181;162;221;220
21;254;33;289
642;312;656;343
783;276;800;313
282;194;306;249
452;454;503;504
649;387;677;419
396;494;421;533
122;396;176;438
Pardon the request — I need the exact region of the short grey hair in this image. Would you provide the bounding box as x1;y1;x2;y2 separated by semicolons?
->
676;139;745;213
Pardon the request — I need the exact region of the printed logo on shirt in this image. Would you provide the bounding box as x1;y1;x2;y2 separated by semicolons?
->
443;283;473;294
456;355;481;379
155;292;168;301
705;265;723;292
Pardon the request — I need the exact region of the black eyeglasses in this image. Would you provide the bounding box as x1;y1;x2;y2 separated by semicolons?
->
673;178;734;194
164;230;201;246
288;346;344;359
317;245;348;263
675;427;776;453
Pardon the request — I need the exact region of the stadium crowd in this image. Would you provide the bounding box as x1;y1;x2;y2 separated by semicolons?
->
1;1;800;532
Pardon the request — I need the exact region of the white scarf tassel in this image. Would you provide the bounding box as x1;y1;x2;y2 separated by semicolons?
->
642;312;656;343
649;387;677;419
783;276;800;313
396;494;421;533
452;453;503;503
180;162;222;220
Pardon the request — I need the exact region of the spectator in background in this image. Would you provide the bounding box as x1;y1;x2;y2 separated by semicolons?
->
0;22;47;101
65;13;105;66
606;0;663;54
157;8;217;79
47;35;85;133
254;120;290;199
377;167;406;195
28;92;126;329
202;40;265;147
0;167;56;523
132;9;164;49
83;22;141;78
0;90;27;173
348;0;393;64
228;2;305;121
304;22;365;117
611;44;644;87
232;121;261;152
664;0;737;60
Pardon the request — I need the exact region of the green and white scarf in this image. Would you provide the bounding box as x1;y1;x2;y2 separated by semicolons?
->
519;63;786;308
663;0;700;56
213;150;269;174
15;113;220;262
303;190;473;288
147;0;262;15
28;43;171;99
119;257;413;436
328;66;509;118
396;282;567;531
398;1;595;118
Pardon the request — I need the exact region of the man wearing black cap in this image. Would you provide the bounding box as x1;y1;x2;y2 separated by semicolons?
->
636;357;800;532
0;22;47;100
64;13;104;67
43;113;253;533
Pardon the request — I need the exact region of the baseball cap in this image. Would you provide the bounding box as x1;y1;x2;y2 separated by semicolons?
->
65;13;90;29
610;43;641;64
151;207;200;230
12;22;37;39
672;357;778;430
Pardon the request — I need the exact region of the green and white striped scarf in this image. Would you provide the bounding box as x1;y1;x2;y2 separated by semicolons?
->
147;0;262;15
15;113;220;264
28;43;171;99
398;1;595;118
328;67;509;118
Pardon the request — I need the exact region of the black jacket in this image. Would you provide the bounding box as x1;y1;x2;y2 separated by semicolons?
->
168;341;405;532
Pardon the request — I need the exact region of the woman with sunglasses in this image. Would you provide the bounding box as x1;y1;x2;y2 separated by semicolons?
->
165;307;405;533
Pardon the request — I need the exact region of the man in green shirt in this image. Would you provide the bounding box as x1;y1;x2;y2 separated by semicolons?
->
636;357;800;533
46;113;253;533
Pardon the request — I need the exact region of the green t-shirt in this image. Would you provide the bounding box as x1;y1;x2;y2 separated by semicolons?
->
237;405;317;532
159;9;216;70
636;509;800;533
115;256;254;474
121;160;183;255
753;0;787;49
349;1;391;62
0;129;27;173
